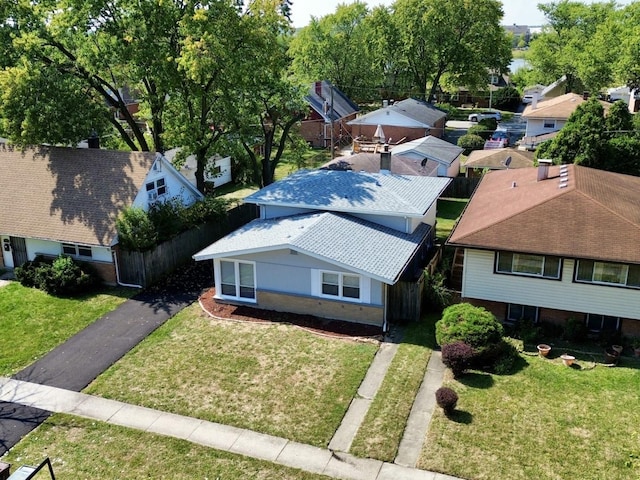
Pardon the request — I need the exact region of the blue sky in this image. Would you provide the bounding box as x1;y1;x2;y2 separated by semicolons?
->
291;0;635;29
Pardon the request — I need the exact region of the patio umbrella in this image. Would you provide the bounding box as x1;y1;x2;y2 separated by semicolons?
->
373;124;386;143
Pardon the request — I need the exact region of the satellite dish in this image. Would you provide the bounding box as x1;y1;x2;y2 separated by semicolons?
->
504;156;512;168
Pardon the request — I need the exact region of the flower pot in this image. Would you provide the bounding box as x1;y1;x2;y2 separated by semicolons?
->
604;348;619;365
561;354;575;367
537;344;551;357
612;345;623;355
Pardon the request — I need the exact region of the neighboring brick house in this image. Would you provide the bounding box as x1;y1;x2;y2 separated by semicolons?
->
299;81;359;149
0;144;203;284
447;163;640;338
348;98;447;142
194;169;451;330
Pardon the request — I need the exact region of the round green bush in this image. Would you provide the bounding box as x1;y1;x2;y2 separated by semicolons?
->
457;133;485;154
436;303;504;353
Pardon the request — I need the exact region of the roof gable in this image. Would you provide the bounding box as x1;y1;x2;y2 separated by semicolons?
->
193;212;431;284
0;144;156;246
448;165;640;264
348;98;446;128
391;136;463;165
245;169;450;217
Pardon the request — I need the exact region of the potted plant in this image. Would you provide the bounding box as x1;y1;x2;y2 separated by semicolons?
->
537;344;551;357
612;344;623;355
560;353;575;367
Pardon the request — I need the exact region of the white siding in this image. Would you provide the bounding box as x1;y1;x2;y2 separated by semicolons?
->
220;249;383;305
446;159;460;178
524;118;567;137
352;213;408;233
28;239;113;262
133;165;201;211
261;205;314;219
462;249;640;320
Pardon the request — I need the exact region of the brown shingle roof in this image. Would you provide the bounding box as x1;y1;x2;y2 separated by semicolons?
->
522;92;611;120
448;164;640;264
464;148;534;170
0;144;155;246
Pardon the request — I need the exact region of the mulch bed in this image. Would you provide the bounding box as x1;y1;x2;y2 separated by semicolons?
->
198;287;383;340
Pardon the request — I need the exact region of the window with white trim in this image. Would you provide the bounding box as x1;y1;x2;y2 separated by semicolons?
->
62;243;92;258
543;119;556;129
586;313;619;333
496;252;561;279
146;177;167;201
321;271;361;300
507;304;539;323
575;260;640;288
219;260;255;300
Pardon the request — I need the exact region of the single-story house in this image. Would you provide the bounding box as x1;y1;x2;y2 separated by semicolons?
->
0;144;203;284
447;163;640;338
322;135;462;178
463;148;534;177
194;169;451;330
299;80;359;149
521;92;611;148
348;98;447;142
390;136;463;177
164;148;232;189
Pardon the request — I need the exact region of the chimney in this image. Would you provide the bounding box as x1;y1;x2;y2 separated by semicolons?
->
583;91;590;100
380;143;391;172
382;99;389;108
537;158;552;181
531;93;538;109
87;130;100;149
315;81;322;96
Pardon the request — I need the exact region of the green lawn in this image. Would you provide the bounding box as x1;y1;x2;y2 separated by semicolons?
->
350;314;438;461
85;303;378;447
419;352;640;480
0;283;133;376
436;198;468;242
1;414;331;480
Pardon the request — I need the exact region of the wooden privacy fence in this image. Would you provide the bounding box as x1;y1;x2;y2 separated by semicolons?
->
117;203;258;287
442;176;480;198
387;274;426;324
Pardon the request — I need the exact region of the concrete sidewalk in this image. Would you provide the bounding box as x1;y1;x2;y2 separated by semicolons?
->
0;378;462;480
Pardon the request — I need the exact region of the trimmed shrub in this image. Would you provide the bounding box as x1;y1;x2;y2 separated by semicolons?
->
563;317;588;343
15;255;98;296
441;341;475;377
468;124;493;140
484;340;521;375
436;303;504;354
116;207;157;251
435;387;458;416
457;133;485;154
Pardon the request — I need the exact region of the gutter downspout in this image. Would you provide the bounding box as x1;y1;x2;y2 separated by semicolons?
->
383;284;388;333
113;250;143;289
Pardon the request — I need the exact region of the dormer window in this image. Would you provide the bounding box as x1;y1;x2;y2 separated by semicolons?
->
146;178;167;201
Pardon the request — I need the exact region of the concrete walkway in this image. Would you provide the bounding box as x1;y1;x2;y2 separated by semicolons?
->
395;351;446;467
329;341;399;452
0;378;462;480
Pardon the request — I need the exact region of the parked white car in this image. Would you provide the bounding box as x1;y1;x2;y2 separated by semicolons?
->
468;111;502;122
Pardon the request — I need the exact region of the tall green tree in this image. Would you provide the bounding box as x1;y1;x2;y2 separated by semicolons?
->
527;1;617;93
288;2;379;102
392;0;510;101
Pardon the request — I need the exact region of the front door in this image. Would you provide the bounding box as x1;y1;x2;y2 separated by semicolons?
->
10;237;28;267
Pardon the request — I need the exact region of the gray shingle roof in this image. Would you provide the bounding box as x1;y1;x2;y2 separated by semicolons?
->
391;136;463;166
193;212;431;284
245;169;450;217
349;98;446;127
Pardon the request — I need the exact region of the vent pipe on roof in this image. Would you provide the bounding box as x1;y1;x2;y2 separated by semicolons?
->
87;130;100;149
583;91;590;100
383;99;389;108
531;93;538;110
537;158;552;181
